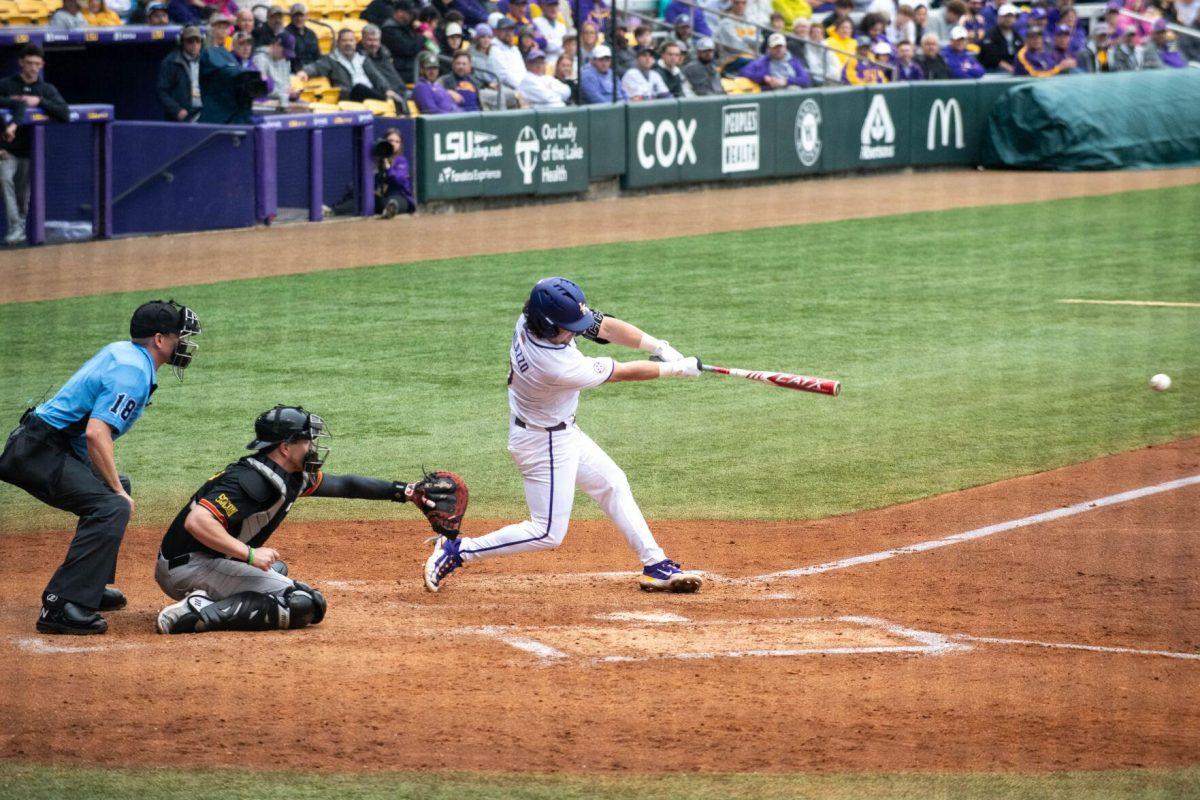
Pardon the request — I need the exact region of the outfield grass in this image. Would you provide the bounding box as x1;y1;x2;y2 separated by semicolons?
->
0;185;1197;529
1;764;1198;800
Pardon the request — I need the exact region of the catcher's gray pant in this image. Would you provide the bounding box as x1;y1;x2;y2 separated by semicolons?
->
155;552;293;601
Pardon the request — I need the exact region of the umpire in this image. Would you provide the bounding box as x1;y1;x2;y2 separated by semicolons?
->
0;300;202;635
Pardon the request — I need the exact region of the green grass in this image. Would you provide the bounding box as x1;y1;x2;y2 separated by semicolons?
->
1;184;1198;529
1;764;1198;800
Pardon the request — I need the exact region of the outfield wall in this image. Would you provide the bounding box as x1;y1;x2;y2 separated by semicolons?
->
416;79;1029;202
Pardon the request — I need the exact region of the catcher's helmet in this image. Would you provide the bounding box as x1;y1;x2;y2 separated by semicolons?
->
129;299;202;381
247;405;330;477
524;277;592;339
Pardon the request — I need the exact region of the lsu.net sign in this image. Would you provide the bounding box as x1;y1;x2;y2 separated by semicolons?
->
721;103;760;174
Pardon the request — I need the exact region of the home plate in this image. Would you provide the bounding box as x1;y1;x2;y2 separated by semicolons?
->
465;615;969;663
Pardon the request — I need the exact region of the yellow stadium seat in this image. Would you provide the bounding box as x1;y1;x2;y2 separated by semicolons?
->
722;77;762;94
336;100;368;111
407;100;419;116
308;102;341;113
360;98;394;115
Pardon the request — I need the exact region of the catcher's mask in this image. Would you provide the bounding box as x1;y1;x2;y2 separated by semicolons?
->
129;299;202;382
247;405;331;480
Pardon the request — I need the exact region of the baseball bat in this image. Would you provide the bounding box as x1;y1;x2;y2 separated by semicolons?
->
702;364;841;397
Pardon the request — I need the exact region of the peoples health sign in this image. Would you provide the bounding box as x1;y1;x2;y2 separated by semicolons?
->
721;103;760;174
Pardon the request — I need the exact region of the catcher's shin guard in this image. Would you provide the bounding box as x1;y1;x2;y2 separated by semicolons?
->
158;585;326;634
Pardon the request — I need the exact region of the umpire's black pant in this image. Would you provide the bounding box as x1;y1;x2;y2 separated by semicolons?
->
0;412;131;610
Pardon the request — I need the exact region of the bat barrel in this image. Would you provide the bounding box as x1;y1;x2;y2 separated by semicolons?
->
702;364;840;397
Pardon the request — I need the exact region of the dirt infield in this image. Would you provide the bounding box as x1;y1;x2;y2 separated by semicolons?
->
2;166;1199;305
2;437;1198;774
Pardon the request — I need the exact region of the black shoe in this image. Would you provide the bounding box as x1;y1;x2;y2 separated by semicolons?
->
271;560;288;576
99;587;127;611
36;602;107;635
381;199;400;219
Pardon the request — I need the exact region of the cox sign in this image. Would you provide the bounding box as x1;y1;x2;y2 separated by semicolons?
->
635;118;698;170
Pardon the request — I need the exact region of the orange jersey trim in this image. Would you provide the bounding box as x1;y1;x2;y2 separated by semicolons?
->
197;497;229;527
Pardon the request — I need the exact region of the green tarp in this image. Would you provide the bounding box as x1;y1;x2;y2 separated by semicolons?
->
980;71;1200;171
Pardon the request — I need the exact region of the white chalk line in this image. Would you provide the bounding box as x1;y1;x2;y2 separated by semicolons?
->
10;636;144;655
459;615;968;663
594;611;691;623
1059;298;1200;309
955;634;1200;661
756;474;1200;581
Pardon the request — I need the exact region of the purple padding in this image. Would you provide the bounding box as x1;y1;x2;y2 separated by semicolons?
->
275;127;313;210
43;123;95;223
320;125;356;211
111;121;256;236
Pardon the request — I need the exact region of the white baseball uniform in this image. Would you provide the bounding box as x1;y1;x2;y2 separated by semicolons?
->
456;315;668;566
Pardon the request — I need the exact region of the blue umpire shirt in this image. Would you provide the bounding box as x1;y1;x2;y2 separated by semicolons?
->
35;341;157;459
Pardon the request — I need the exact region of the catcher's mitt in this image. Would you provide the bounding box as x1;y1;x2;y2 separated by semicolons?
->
408;470;468;538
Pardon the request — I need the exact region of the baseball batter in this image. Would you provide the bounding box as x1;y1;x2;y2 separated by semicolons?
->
424;276;703;593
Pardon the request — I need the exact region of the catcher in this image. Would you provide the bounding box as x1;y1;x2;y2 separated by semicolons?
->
155;405;466;634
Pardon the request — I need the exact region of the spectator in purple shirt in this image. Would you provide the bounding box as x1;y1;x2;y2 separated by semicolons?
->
893;39;924;79
740;32;812;88
412;51;463;113
943;25;986;76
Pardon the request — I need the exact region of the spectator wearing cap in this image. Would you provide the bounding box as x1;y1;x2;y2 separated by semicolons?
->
825;17;857;69
741;31;813;88
518;47;570;106
437;50;481;109
361;0;394;27
925;0;966;43
892;39;923;79
412;52;463;112
1077;22;1109;71
286;4;321;70
145;2;170;23
49;0;88;28
979;2;1022;71
298;29;405;110
621;46;672;100
253;31;298;106
717;0;762;72
489;16;528;88
1013;25;1074;75
841;35;888;82
1144;18;1187;67
0;45;68;246
382;0;424;80
1056;7;1086;54
83;0;123;25
440;21;466;56
254;5;286;45
199;20;267;123
532;0;568;56
580;44;628;102
433;0;487;28
1015;5;1047;39
655;41;691;97
682;36;725;94
667;15;699;62
1048;23;1082;71
208;12;234;48
774;0;814;27
1107;25;1142;70
914;31;950;76
157;25;205;121
943;25;985;76
665;3;713;38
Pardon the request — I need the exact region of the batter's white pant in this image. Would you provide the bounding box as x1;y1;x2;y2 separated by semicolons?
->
458;421;667;567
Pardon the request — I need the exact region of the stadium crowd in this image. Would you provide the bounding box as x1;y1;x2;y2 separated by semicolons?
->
0;0;1196;238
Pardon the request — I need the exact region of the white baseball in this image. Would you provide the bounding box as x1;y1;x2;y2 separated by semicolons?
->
1150;373;1171;392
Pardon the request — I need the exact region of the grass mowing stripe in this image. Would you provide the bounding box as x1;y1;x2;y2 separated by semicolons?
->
0;185;1197;529
1;764;1198;800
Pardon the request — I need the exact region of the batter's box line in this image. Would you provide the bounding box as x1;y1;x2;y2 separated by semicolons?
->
452;616;972;664
952;633;1200;662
